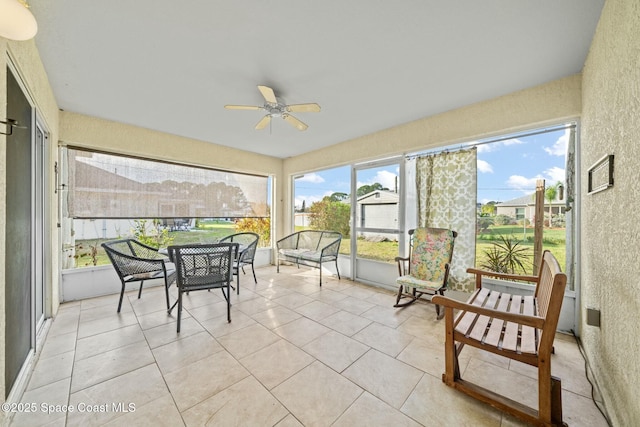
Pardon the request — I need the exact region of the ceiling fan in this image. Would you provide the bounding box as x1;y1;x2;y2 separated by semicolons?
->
225;85;320;131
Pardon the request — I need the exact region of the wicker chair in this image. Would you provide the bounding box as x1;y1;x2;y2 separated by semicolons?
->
101;239;176;313
219;232;259;294
167;243;238;332
394;227;457;318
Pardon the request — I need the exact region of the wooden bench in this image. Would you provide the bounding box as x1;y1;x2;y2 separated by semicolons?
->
432;250;567;427
276;230;341;285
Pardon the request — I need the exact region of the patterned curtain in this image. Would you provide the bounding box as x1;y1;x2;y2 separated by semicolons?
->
416;148;477;292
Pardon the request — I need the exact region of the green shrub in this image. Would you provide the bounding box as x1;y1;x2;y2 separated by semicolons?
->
494;214;514;226
234;217;271;247
479;234;531;274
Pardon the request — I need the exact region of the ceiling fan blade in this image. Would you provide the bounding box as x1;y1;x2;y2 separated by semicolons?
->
283;114;308;131
255;115;271;130
258;85;277;104
286;103;321;113
225;105;262;110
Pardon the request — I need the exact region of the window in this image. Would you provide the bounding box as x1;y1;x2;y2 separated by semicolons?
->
62;148;271;268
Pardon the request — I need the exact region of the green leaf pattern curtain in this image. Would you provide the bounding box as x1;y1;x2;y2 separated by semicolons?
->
416;148;477;291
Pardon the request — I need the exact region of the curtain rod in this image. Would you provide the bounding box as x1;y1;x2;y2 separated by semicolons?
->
405;123;576;160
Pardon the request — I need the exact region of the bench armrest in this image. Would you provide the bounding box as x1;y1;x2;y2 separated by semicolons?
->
277;233;299;250
466;267;539;289
432;295;546;329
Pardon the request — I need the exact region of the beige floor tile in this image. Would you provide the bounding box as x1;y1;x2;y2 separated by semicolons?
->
319;310;372;336
80;296;134;323
332;296;376;316
462;357;538;409
77;311;139;339
308;288;349;303
364;290;396;306
75;323;145;361
67;364;168;427
396;337;470;379
401;373;502;426
26;350;74;391
153;331;224;375
39;330;77;359
352;322;414;357
343;349;423;409
294;300;341;321
251;305;302;329
200;310;257;337
11;377;71;427
186;300;230;323
47;309;80;337
333;391;422;427
103;394;184;427
143;316;205;349
255;284;296;300
360;305;411;328
234;296;279;315
275;414;304;427
179;288;225;309
273;292;315;309
557;389;610;427
395;315;443;341
273;361;363;427
216;323;281;359
164;351;249;412
303;330;369;373
240;340;314;390
138;308;188;331
273;317;331;347
126;288;171;317
12;266;608;427
71;341;154;393
182;376;289;426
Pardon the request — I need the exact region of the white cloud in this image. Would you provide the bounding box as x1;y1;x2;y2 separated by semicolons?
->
357;170;398;191
297;173;324;183
477;138;525;153
506;175;541;191
544;128;569;156
477;159;493;173
544;166;565;183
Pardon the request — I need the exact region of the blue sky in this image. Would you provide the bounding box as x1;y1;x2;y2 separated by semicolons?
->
294;127;569;209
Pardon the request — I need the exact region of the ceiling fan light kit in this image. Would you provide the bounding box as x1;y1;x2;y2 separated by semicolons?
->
225;85;320;131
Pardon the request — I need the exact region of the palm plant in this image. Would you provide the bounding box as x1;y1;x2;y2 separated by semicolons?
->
479;234;531;275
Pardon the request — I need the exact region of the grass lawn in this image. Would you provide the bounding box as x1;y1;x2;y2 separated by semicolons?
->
78;223;567;275
75;222;238;268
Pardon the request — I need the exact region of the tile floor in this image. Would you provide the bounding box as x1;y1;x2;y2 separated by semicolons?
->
10;266;609;426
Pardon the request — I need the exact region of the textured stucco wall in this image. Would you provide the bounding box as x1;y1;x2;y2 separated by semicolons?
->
1;38;60;403
581;0;640;425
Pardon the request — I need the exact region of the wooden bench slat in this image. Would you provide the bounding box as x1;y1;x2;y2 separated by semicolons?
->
468;289;501;342
484;292;512;347
502;295;522;351
520;295;537;354
455;288;489;336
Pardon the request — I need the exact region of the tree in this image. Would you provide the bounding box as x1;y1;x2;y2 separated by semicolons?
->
481;202;497;216
329;192;349;202
356;183;387;197
544;181;562;227
309;197;350;237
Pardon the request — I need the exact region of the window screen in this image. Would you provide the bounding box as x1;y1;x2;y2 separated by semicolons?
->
66;148;269;219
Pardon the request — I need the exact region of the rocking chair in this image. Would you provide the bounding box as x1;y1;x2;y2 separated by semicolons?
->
394;227;457;318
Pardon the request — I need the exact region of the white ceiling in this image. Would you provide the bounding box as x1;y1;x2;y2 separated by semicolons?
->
28;1;604;159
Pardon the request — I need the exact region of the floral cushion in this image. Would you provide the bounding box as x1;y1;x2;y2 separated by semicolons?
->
401;227;454;289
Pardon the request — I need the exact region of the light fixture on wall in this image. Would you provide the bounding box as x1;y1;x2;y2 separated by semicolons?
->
0;0;38;41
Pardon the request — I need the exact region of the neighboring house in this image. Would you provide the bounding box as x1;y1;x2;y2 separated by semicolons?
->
495;193;566;223
356;190;399;240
